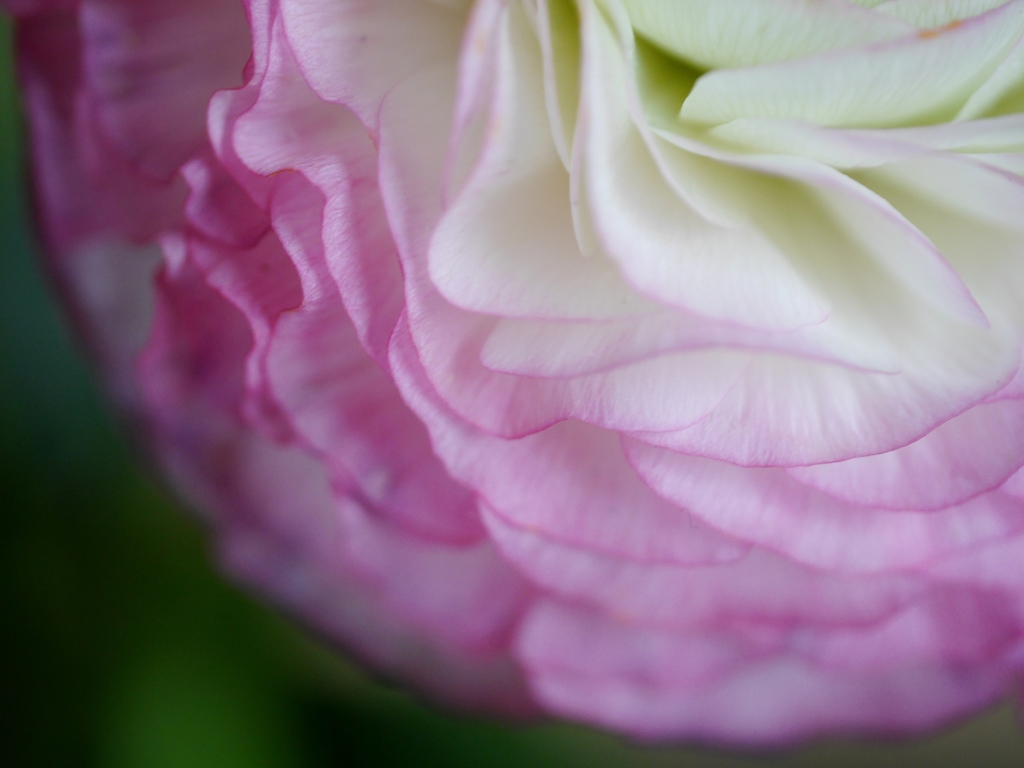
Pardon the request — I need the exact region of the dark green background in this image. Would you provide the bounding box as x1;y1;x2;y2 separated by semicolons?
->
1;16;1022;768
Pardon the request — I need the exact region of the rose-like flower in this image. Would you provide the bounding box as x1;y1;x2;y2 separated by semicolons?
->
8;0;1024;746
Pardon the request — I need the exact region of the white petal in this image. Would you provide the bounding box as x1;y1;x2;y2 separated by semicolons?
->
875;0;1011;27
680;1;1024;128
577;5;833;329
429;2;650;320
620;0;912;69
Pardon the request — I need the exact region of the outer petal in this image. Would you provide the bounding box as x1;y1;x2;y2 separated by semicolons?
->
12;4;190;250
79;0;251;179
278;0;468;131
516;598;1012;744
626;439;1024;573
390;331;744;568
143;180;536;718
199;7;486;544
11;0;537;716
483;510;923;629
788;398;1024;510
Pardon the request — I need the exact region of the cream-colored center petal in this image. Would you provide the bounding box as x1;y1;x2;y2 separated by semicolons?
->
428;0;1024;461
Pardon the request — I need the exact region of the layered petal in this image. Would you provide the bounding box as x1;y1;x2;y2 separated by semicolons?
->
10;0;1024;749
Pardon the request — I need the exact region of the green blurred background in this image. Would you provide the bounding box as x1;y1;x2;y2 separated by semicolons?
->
1;16;1023;768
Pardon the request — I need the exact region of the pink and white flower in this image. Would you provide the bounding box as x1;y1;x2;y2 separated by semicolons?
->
8;0;1024;745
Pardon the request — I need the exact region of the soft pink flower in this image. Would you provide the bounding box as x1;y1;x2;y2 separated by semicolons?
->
8;0;1024;745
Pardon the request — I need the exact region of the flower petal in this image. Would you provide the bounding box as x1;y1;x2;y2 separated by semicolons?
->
80;0;250;179
516;598;1009;743
579;6;833;330
278;0;467;131
680;1;1024;128
789;399;1024;511
626;439;1024;572
621;0;913;69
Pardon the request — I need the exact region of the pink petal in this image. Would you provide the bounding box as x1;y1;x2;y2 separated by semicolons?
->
263;198;486;542
278;0;467;131
516;599;1010;743
789;398;1024;510
211;435;535;715
626;439;1024;572
485;511;921;630
80;0;251;179
390;339;743;567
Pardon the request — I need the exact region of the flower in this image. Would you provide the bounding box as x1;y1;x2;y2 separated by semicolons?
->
8;0;1024;746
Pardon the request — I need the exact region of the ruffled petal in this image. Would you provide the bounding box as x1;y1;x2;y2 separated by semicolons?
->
390;334;743;566
278;0;467;131
428;3;653;321
577;6;833;330
12;0;1024;747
